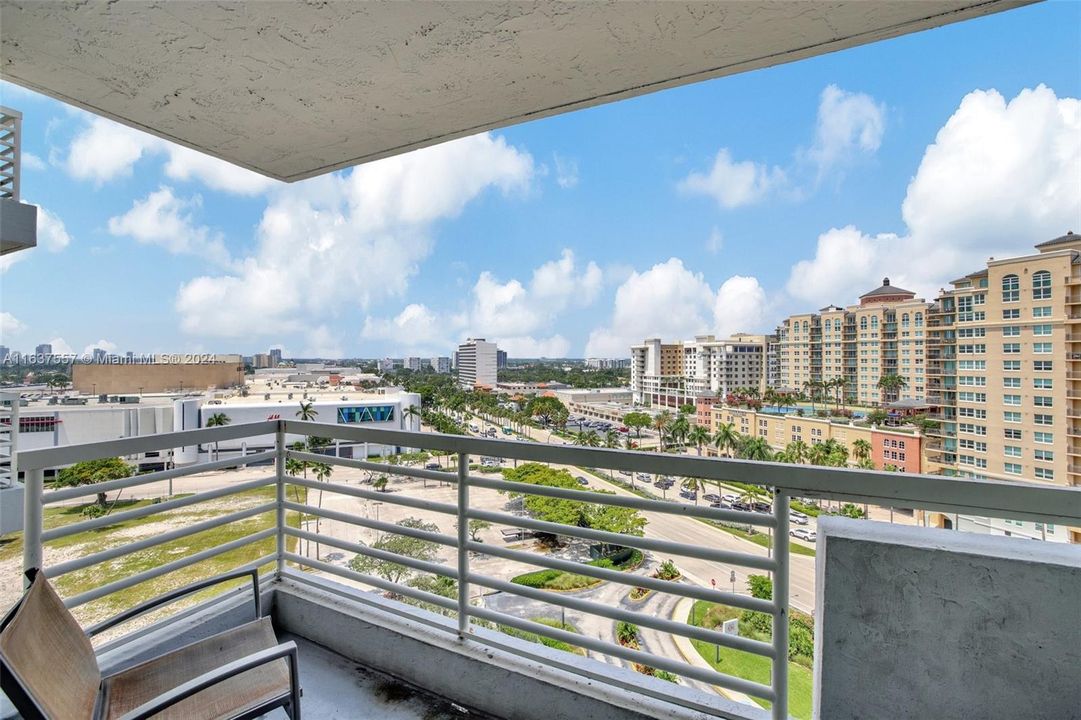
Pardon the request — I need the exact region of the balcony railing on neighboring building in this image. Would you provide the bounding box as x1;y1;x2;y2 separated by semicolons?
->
0;107;21;201
14;421;1081;720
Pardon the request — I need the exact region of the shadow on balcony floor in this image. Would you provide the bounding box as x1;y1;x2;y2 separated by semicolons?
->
268;633;500;720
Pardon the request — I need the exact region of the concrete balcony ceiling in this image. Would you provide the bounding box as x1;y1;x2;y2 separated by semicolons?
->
1;0;1030;182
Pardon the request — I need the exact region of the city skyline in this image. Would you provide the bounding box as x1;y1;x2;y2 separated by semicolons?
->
0;3;1078;360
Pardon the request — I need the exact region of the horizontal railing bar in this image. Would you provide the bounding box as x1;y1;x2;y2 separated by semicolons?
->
466;605;775;701
282;501;459;548
282;421;1081;524
467;570;774;658
468;474;776;527
20;421;279;471
47;503;277;578
284;528;459;580
63;531;276;609
287;450;455;484
42;451;277;503
278;569;459;635
41;477;276;542
282;553;458;612
465;540;774;615
286;475;459;516
466;507;777;571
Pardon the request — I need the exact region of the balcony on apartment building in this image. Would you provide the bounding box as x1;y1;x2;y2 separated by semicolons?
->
6;420;1081;720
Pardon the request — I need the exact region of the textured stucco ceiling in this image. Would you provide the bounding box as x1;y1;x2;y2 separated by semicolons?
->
1;1;1031;182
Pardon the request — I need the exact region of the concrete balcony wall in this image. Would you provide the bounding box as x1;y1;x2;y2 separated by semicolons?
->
813;517;1081;720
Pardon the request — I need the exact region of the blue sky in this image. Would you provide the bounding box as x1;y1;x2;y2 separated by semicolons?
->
2;2;1079;359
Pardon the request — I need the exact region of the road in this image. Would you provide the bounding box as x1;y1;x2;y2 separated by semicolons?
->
463;414;819;614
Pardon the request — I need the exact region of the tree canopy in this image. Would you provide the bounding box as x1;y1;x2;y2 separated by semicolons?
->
56;457;133;507
501;463;646;537
349;516;442;586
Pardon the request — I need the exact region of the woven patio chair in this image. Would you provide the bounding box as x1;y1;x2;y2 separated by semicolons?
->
0;569;301;720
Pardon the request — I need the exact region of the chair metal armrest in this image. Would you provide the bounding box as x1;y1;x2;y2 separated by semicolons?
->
113;640;300;720
86;569;260;638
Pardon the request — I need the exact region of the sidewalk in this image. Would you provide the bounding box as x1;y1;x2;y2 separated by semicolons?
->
669;594;761;710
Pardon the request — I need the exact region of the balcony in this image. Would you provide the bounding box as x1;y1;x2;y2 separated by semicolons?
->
5;420;1079;720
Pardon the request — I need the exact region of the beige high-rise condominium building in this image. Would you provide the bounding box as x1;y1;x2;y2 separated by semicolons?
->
776;279;932;405
630;335;770;407
925;232;1080;543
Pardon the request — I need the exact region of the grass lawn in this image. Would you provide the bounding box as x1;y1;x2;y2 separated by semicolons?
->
499;617;584;655
1;484;307;630
688;600;813;720
511;548;644;590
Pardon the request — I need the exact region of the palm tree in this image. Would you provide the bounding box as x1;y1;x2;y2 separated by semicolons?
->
653;411;672;450
604;429;620;449
668;413;690;450
205;412;231;461
680;477;704;505
739;436;773;462
784;440;809;464
573;430;601;447
296;401;318;421
876;374;908;403
851;439;872;465
802;380;818;412
835;376;849;410
402;404;421;429
687;425;711;456
712;423;740;458
311;461;333;560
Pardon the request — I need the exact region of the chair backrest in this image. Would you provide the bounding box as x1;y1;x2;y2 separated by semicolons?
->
0;573;101;719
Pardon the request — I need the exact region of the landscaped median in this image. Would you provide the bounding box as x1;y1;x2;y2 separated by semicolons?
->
510;547;644;590
685;579;814;719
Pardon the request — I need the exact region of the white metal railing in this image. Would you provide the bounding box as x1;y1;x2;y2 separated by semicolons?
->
0;106;22;201
15;420;1081;720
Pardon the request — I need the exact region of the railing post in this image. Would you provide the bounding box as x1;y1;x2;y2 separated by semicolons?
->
275;421;286;579
23;468;43;589
772;490;790;720
456;451;470;638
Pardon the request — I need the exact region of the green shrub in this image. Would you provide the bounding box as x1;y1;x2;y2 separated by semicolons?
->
655;559;681;580
616;620;639;645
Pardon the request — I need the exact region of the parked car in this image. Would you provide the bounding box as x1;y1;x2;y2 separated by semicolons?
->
469;424;480;433
709;501;732;509
722;494;739;504
618;469;631;476
790;528;816;541
753;501;772;513
703;493;720;503
425;462;441;471
679;490;697;501
575;476;589;486
789;511;809;525
617;426;629;433
636;473;652;482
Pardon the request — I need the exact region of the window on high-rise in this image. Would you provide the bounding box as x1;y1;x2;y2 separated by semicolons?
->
1003;445;1022;457
1035;468;1054;480
1002;377;1021;388
1034;449;1053;462
1004;463;1022;475
1002;360;1020;371
1032;270;1051;300
915;312;923;327
1034;431;1053;444
1032;324;1052;336
1033;396;1053;407
1002;326;1020;337
1002;308;1020;319
1034;361;1053;371
1034;414;1053;426
1003;394;1022;406
1002;274;1019;302
1004;428;1022;440
1004;412;1022;423
1003;343;1021;354
1033;306;1051;318
1033;343;1053;354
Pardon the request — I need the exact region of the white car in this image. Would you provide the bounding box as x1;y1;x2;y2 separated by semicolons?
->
790;528;816;542
789;511;809;525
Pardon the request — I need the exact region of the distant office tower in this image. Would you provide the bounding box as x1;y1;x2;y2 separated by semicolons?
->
405;356;423;371
496;349;508;369
35;343;52;356
0;346;9;362
430;356;452;373
630;334;769;407
457;338;498;389
252;353;271;369
91;348;107;363
269;348;283;366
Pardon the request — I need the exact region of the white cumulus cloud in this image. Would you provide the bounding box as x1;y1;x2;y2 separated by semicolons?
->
81;339;117;356
679;149;786;209
0;312;24;339
22;152;46;171
65;116;278;195
363;249;600;357
807;84;886;180
108;187;232;266
585;258;771;357
178;132;534;339
786;85;1081;306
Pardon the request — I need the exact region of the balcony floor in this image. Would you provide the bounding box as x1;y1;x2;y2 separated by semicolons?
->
269;633;500;720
